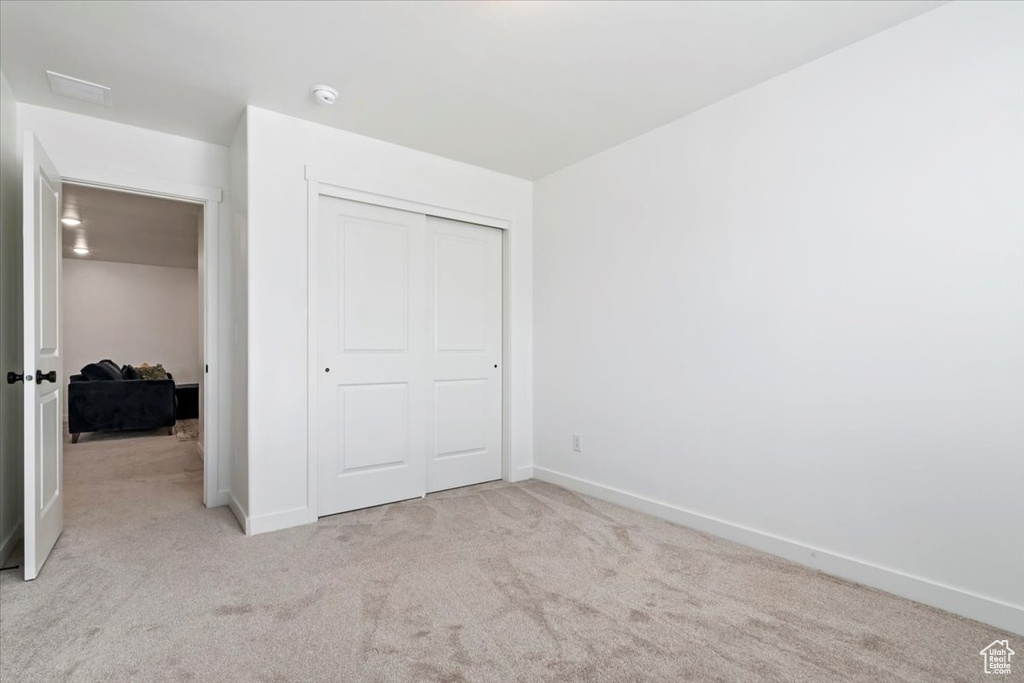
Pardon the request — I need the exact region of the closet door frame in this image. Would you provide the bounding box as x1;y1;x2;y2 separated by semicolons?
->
305;167;513;520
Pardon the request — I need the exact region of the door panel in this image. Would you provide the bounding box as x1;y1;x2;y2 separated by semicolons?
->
435;234;489;351
23;132;63;580
38;173;59;355
336;383;409;473
317;197;427;516
38;391;60;514
341;219;409;352
435;379;489;457
426;217;502;493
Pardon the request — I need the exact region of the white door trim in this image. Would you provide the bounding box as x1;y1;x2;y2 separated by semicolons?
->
58;166;226;509
306;168;514;523
305;166;511;231
57;162;223;203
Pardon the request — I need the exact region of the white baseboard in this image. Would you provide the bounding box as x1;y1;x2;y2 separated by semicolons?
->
0;521;23;568
247;506;314;537
533;467;1024;636
511;465;534;482
227;493;250;536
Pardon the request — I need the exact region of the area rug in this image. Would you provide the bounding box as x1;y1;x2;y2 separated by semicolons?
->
174;419;199;442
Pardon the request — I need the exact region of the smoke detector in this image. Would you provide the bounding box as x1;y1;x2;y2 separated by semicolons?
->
47;71;113;107
311;85;338;105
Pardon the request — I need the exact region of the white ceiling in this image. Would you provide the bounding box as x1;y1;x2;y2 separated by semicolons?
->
62;184;201;269
1;1;944;179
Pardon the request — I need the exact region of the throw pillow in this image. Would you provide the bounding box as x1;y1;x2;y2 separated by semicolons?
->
98;359;121;377
80;361;121;381
121;364;141;380
136;363;169;380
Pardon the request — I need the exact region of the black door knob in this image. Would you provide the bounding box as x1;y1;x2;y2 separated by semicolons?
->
6;372;24;384
35;370;57;383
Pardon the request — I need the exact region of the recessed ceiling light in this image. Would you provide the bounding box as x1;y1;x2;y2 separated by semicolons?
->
47;71;113;107
61;217;82;227
73;247;90;256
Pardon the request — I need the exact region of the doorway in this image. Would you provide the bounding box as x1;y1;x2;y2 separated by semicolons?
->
314;196;504;516
14;132;224;578
61;183;205;457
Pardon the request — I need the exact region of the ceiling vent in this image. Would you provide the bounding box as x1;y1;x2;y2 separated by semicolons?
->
46;71;113;107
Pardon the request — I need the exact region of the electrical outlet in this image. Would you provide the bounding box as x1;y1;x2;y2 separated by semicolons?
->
572;434;583;452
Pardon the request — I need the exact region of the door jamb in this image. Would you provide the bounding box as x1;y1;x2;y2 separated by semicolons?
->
57;163;225;509
305;167;513;522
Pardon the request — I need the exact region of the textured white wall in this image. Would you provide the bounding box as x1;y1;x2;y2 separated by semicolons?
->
229;113;248;518
0;71;23;564
63;259;200;392
534;0;1023;631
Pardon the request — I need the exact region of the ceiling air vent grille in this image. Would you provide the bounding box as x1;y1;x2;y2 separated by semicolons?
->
46;71;113;107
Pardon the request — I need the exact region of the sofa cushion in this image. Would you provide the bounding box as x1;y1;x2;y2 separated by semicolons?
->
80;361;121;382
121;364;141;380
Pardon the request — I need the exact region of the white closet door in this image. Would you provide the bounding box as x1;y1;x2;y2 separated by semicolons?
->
317;197;428;516
425;217;503;493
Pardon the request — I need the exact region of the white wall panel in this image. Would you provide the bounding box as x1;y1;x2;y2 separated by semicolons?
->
62;259;200;397
534;0;1023;631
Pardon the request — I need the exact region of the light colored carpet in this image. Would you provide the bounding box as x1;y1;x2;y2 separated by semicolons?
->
0;432;1012;682
174;418;199;442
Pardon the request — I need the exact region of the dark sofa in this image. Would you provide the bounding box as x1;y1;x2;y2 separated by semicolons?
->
68;361;176;443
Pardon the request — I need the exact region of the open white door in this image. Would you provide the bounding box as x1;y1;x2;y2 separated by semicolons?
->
22;132;63;580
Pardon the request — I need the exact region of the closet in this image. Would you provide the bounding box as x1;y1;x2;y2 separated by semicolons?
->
315;196;502;516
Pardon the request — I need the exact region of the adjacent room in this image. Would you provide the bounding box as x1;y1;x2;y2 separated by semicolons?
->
62;184;204;450
0;1;1020;681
